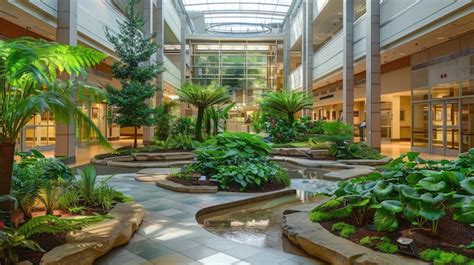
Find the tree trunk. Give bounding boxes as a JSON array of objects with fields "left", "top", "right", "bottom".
[
  {"left": 288, "top": 113, "right": 295, "bottom": 126},
  {"left": 133, "top": 126, "right": 138, "bottom": 148},
  {"left": 213, "top": 119, "right": 219, "bottom": 136},
  {"left": 195, "top": 107, "right": 204, "bottom": 142},
  {"left": 0, "top": 142, "right": 15, "bottom": 210}
]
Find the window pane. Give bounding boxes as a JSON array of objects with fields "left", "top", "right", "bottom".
[
  {"left": 412, "top": 103, "right": 429, "bottom": 147},
  {"left": 412, "top": 68, "right": 428, "bottom": 101},
  {"left": 461, "top": 98, "right": 474, "bottom": 152}
]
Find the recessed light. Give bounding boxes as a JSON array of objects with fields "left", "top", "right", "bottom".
[
  {"left": 400, "top": 53, "right": 405, "bottom": 56},
  {"left": 437, "top": 37, "right": 445, "bottom": 40}
]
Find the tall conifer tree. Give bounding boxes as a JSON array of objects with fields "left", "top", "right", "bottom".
[{"left": 105, "top": 0, "right": 163, "bottom": 148}]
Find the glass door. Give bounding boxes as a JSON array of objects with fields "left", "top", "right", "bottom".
[{"left": 430, "top": 100, "right": 460, "bottom": 156}]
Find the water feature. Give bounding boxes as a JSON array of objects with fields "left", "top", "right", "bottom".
[{"left": 201, "top": 163, "right": 341, "bottom": 261}]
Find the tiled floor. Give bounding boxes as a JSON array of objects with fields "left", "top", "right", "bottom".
[{"left": 96, "top": 173, "right": 325, "bottom": 265}]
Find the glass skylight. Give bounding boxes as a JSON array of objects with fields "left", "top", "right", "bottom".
[{"left": 182, "top": 0, "right": 293, "bottom": 35}]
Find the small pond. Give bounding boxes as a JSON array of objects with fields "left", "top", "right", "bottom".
[{"left": 201, "top": 164, "right": 342, "bottom": 261}]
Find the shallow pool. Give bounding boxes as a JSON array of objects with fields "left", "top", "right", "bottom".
[{"left": 201, "top": 194, "right": 325, "bottom": 259}]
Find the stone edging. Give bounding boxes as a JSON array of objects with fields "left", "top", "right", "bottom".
[
  {"left": 91, "top": 157, "right": 193, "bottom": 168},
  {"left": 156, "top": 178, "right": 218, "bottom": 193},
  {"left": 40, "top": 202, "right": 145, "bottom": 265},
  {"left": 281, "top": 201, "right": 427, "bottom": 265},
  {"left": 195, "top": 189, "right": 296, "bottom": 224}
]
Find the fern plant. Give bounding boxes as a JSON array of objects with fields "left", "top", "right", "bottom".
[{"left": 17, "top": 215, "right": 105, "bottom": 238}]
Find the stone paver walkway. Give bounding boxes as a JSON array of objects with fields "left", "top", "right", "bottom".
[{"left": 96, "top": 173, "right": 323, "bottom": 265}]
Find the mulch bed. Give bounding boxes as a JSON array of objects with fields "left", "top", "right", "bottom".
[
  {"left": 18, "top": 233, "right": 66, "bottom": 265},
  {"left": 166, "top": 176, "right": 287, "bottom": 193},
  {"left": 319, "top": 210, "right": 474, "bottom": 260}
]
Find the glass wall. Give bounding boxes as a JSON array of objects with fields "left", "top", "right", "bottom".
[
  {"left": 191, "top": 41, "right": 280, "bottom": 107},
  {"left": 22, "top": 112, "right": 56, "bottom": 150},
  {"left": 412, "top": 52, "right": 474, "bottom": 155}
]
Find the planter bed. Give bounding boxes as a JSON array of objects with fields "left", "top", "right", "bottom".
[
  {"left": 37, "top": 202, "right": 145, "bottom": 265},
  {"left": 281, "top": 201, "right": 427, "bottom": 265}
]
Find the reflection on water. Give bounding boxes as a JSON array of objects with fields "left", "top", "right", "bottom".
[
  {"left": 202, "top": 163, "right": 340, "bottom": 261},
  {"left": 203, "top": 195, "right": 321, "bottom": 257}
]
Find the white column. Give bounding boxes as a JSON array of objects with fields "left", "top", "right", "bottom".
[
  {"left": 343, "top": 0, "right": 354, "bottom": 126},
  {"left": 365, "top": 0, "right": 381, "bottom": 150},
  {"left": 142, "top": 0, "right": 155, "bottom": 145},
  {"left": 55, "top": 0, "right": 77, "bottom": 163},
  {"left": 302, "top": 0, "right": 313, "bottom": 116}
]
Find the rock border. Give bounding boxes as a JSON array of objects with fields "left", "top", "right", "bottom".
[
  {"left": 91, "top": 152, "right": 194, "bottom": 168},
  {"left": 195, "top": 188, "right": 296, "bottom": 224},
  {"left": 40, "top": 202, "right": 145, "bottom": 265},
  {"left": 281, "top": 201, "right": 427, "bottom": 265},
  {"left": 156, "top": 178, "right": 218, "bottom": 193}
]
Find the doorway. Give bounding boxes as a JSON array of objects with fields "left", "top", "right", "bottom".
[{"left": 430, "top": 100, "right": 460, "bottom": 156}]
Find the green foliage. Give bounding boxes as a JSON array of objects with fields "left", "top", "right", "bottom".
[
  {"left": 420, "top": 248, "right": 470, "bottom": 265},
  {"left": 330, "top": 222, "right": 357, "bottom": 238},
  {"left": 104, "top": 0, "right": 163, "bottom": 148},
  {"left": 155, "top": 134, "right": 196, "bottom": 151},
  {"left": 0, "top": 37, "right": 108, "bottom": 146},
  {"left": 12, "top": 151, "right": 74, "bottom": 218},
  {"left": 260, "top": 91, "right": 312, "bottom": 125},
  {"left": 359, "top": 236, "right": 398, "bottom": 254},
  {"left": 189, "top": 132, "right": 289, "bottom": 190},
  {"left": 171, "top": 117, "right": 195, "bottom": 136},
  {"left": 154, "top": 101, "right": 178, "bottom": 141},
  {"left": 329, "top": 142, "right": 383, "bottom": 160},
  {"left": 177, "top": 83, "right": 232, "bottom": 141},
  {"left": 69, "top": 166, "right": 131, "bottom": 211},
  {"left": 0, "top": 227, "right": 43, "bottom": 264},
  {"left": 17, "top": 215, "right": 105, "bottom": 238},
  {"left": 204, "top": 102, "right": 235, "bottom": 136},
  {"left": 309, "top": 149, "right": 474, "bottom": 236}
]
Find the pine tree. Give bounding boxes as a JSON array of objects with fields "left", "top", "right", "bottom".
[{"left": 105, "top": 0, "right": 163, "bottom": 148}]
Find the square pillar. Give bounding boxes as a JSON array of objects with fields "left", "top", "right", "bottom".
[
  {"left": 302, "top": 0, "right": 314, "bottom": 117},
  {"left": 365, "top": 0, "right": 381, "bottom": 150},
  {"left": 142, "top": 0, "right": 155, "bottom": 144},
  {"left": 343, "top": 0, "right": 354, "bottom": 126},
  {"left": 55, "top": 0, "right": 77, "bottom": 164}
]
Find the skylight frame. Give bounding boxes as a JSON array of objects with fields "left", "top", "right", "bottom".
[{"left": 182, "top": 0, "right": 293, "bottom": 35}]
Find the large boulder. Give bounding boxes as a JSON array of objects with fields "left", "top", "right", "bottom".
[{"left": 40, "top": 203, "right": 145, "bottom": 265}]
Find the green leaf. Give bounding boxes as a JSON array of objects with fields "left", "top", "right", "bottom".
[
  {"left": 381, "top": 200, "right": 403, "bottom": 213},
  {"left": 417, "top": 177, "right": 446, "bottom": 192},
  {"left": 460, "top": 178, "right": 474, "bottom": 195},
  {"left": 419, "top": 193, "right": 444, "bottom": 205},
  {"left": 373, "top": 181, "right": 394, "bottom": 198},
  {"left": 419, "top": 207, "right": 445, "bottom": 221},
  {"left": 374, "top": 208, "right": 398, "bottom": 232}
]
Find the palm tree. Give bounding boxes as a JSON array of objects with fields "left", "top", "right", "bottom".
[
  {"left": 177, "top": 83, "right": 231, "bottom": 141},
  {"left": 0, "top": 37, "right": 109, "bottom": 200},
  {"left": 260, "top": 91, "right": 313, "bottom": 125},
  {"left": 205, "top": 102, "right": 235, "bottom": 136}
]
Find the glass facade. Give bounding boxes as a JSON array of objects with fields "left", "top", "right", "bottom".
[
  {"left": 191, "top": 41, "right": 280, "bottom": 106},
  {"left": 412, "top": 53, "right": 474, "bottom": 155}
]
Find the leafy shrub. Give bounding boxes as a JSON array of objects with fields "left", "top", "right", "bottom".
[
  {"left": 172, "top": 116, "right": 195, "bottom": 136},
  {"left": 420, "top": 248, "right": 470, "bottom": 265},
  {"left": 155, "top": 134, "right": 195, "bottom": 150},
  {"left": 330, "top": 222, "right": 357, "bottom": 238},
  {"left": 329, "top": 142, "right": 383, "bottom": 160},
  {"left": 12, "top": 150, "right": 74, "bottom": 218},
  {"left": 0, "top": 227, "right": 43, "bottom": 264},
  {"left": 310, "top": 149, "right": 474, "bottom": 236},
  {"left": 154, "top": 101, "right": 178, "bottom": 141},
  {"left": 188, "top": 132, "right": 289, "bottom": 190}
]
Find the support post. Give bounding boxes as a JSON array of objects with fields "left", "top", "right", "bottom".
[
  {"left": 343, "top": 0, "right": 354, "bottom": 126},
  {"left": 365, "top": 0, "right": 381, "bottom": 150},
  {"left": 55, "top": 0, "right": 77, "bottom": 164},
  {"left": 302, "top": 0, "right": 313, "bottom": 117},
  {"left": 142, "top": 0, "right": 154, "bottom": 145},
  {"left": 155, "top": 0, "right": 164, "bottom": 106}
]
